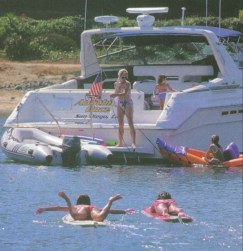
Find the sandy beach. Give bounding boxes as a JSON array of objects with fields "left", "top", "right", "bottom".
[{"left": 0, "top": 60, "right": 80, "bottom": 115}]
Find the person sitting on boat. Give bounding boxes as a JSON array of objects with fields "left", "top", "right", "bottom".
[
  {"left": 110, "top": 69, "right": 136, "bottom": 148},
  {"left": 36, "top": 191, "right": 135, "bottom": 222},
  {"left": 204, "top": 134, "right": 224, "bottom": 165},
  {"left": 153, "top": 75, "right": 176, "bottom": 109},
  {"left": 150, "top": 191, "right": 187, "bottom": 217}
]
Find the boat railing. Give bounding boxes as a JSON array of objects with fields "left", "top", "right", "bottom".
[{"left": 43, "top": 79, "right": 78, "bottom": 90}]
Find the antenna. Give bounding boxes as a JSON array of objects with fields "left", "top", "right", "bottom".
[
  {"left": 94, "top": 16, "right": 119, "bottom": 28},
  {"left": 181, "top": 7, "right": 186, "bottom": 26},
  {"left": 126, "top": 7, "right": 168, "bottom": 15},
  {"left": 126, "top": 7, "right": 168, "bottom": 28},
  {"left": 84, "top": 0, "right": 88, "bottom": 30},
  {"left": 205, "top": 0, "right": 208, "bottom": 26},
  {"left": 219, "top": 0, "right": 222, "bottom": 30}
]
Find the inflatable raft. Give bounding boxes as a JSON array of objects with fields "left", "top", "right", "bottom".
[
  {"left": 142, "top": 207, "right": 193, "bottom": 223},
  {"left": 156, "top": 138, "right": 243, "bottom": 168},
  {"left": 1, "top": 128, "right": 112, "bottom": 166}
]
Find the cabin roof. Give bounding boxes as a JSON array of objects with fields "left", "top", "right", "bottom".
[
  {"left": 181, "top": 26, "right": 242, "bottom": 38},
  {"left": 101, "top": 26, "right": 242, "bottom": 39}
]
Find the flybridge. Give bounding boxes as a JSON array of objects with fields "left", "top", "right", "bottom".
[{"left": 94, "top": 7, "right": 169, "bottom": 28}]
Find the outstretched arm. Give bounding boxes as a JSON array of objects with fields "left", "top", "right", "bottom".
[
  {"left": 91, "top": 194, "right": 123, "bottom": 222},
  {"left": 58, "top": 191, "right": 77, "bottom": 219},
  {"left": 36, "top": 206, "right": 68, "bottom": 214}
]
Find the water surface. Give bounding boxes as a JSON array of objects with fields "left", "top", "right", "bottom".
[{"left": 0, "top": 116, "right": 242, "bottom": 251}]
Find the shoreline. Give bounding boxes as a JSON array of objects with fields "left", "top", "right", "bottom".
[
  {"left": 0, "top": 60, "right": 81, "bottom": 116},
  {"left": 0, "top": 90, "right": 24, "bottom": 116}
]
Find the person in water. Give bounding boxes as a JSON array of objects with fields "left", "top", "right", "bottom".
[
  {"left": 110, "top": 69, "right": 136, "bottom": 148},
  {"left": 204, "top": 134, "right": 224, "bottom": 165},
  {"left": 153, "top": 75, "right": 176, "bottom": 109},
  {"left": 36, "top": 191, "right": 135, "bottom": 222},
  {"left": 150, "top": 191, "right": 187, "bottom": 217}
]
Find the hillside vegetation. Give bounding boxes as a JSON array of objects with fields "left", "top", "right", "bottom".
[
  {"left": 0, "top": 14, "right": 242, "bottom": 61},
  {"left": 0, "top": 0, "right": 241, "bottom": 19}
]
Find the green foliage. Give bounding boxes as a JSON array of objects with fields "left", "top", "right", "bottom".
[
  {"left": 117, "top": 17, "right": 136, "bottom": 27},
  {"left": 0, "top": 0, "right": 241, "bottom": 19},
  {"left": 155, "top": 19, "right": 181, "bottom": 27},
  {"left": 32, "top": 34, "right": 76, "bottom": 52},
  {"left": 46, "top": 50, "right": 79, "bottom": 61},
  {"left": 0, "top": 14, "right": 83, "bottom": 60},
  {"left": 30, "top": 33, "right": 78, "bottom": 60},
  {"left": 1, "top": 14, "right": 40, "bottom": 59},
  {"left": 155, "top": 16, "right": 243, "bottom": 32},
  {"left": 221, "top": 18, "right": 242, "bottom": 32},
  {"left": 4, "top": 33, "right": 32, "bottom": 60},
  {"left": 0, "top": 13, "right": 242, "bottom": 61},
  {"left": 35, "top": 16, "right": 84, "bottom": 45},
  {"left": 240, "top": 10, "right": 243, "bottom": 21}
]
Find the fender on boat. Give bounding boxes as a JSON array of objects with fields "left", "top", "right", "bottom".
[{"left": 82, "top": 144, "right": 113, "bottom": 162}]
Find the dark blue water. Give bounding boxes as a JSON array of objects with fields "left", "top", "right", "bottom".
[{"left": 0, "top": 116, "right": 242, "bottom": 251}]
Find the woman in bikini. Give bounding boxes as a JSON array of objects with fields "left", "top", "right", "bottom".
[
  {"left": 110, "top": 69, "right": 136, "bottom": 148},
  {"left": 153, "top": 75, "right": 176, "bottom": 109},
  {"left": 36, "top": 191, "right": 134, "bottom": 222},
  {"left": 150, "top": 191, "right": 187, "bottom": 217}
]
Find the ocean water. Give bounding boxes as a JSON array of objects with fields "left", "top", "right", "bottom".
[{"left": 0, "top": 116, "right": 242, "bottom": 251}]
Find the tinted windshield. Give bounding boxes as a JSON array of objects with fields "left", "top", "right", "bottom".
[
  {"left": 221, "top": 37, "right": 243, "bottom": 69},
  {"left": 92, "top": 33, "right": 213, "bottom": 66}
]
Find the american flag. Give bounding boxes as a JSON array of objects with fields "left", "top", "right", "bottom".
[{"left": 88, "top": 73, "right": 103, "bottom": 97}]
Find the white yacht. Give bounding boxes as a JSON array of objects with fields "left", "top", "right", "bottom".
[{"left": 1, "top": 7, "right": 242, "bottom": 164}]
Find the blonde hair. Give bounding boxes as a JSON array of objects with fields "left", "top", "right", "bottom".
[{"left": 118, "top": 69, "right": 128, "bottom": 77}]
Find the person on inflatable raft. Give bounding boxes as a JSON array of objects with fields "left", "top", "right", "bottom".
[
  {"left": 150, "top": 191, "right": 188, "bottom": 217},
  {"left": 204, "top": 134, "right": 224, "bottom": 165},
  {"left": 36, "top": 191, "right": 135, "bottom": 222}
]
